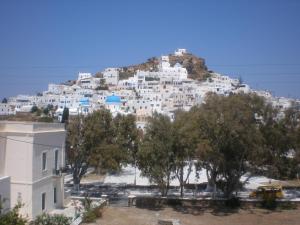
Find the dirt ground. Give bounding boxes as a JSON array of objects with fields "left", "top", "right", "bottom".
[
  {"left": 84, "top": 206, "right": 300, "bottom": 225},
  {"left": 81, "top": 173, "right": 105, "bottom": 183}
]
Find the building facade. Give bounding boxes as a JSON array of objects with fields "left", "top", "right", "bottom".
[{"left": 0, "top": 121, "right": 66, "bottom": 219}]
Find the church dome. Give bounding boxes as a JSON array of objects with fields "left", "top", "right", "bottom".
[
  {"left": 79, "top": 98, "right": 90, "bottom": 106},
  {"left": 105, "top": 95, "right": 121, "bottom": 104}
]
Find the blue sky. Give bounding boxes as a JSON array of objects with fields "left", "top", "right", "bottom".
[{"left": 0, "top": 0, "right": 300, "bottom": 98}]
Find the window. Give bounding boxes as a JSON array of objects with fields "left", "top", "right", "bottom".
[
  {"left": 17, "top": 192, "right": 22, "bottom": 203},
  {"left": 42, "top": 152, "right": 47, "bottom": 171},
  {"left": 53, "top": 187, "right": 57, "bottom": 204},
  {"left": 42, "top": 193, "right": 46, "bottom": 211},
  {"left": 54, "top": 150, "right": 59, "bottom": 170}
]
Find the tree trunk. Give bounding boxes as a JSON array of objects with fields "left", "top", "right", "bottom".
[
  {"left": 206, "top": 169, "right": 217, "bottom": 199},
  {"left": 73, "top": 173, "right": 81, "bottom": 192},
  {"left": 180, "top": 165, "right": 184, "bottom": 197}
]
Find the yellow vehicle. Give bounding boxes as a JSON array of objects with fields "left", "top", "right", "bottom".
[{"left": 249, "top": 185, "right": 284, "bottom": 199}]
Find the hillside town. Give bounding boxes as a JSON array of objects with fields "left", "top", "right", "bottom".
[
  {"left": 0, "top": 49, "right": 297, "bottom": 129},
  {"left": 1, "top": 0, "right": 300, "bottom": 224},
  {"left": 1, "top": 49, "right": 300, "bottom": 225}
]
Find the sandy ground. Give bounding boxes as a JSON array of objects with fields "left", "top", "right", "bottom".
[
  {"left": 81, "top": 173, "right": 105, "bottom": 184},
  {"left": 83, "top": 206, "right": 300, "bottom": 225}
]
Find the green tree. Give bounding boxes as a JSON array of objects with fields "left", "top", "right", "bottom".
[
  {"left": 85, "top": 110, "right": 124, "bottom": 174},
  {"left": 282, "top": 102, "right": 300, "bottom": 176},
  {"left": 1, "top": 98, "right": 7, "bottom": 103},
  {"left": 260, "top": 116, "right": 294, "bottom": 179},
  {"left": 66, "top": 109, "right": 129, "bottom": 190},
  {"left": 113, "top": 114, "right": 140, "bottom": 183},
  {"left": 61, "top": 107, "right": 69, "bottom": 123},
  {"left": 66, "top": 115, "right": 89, "bottom": 190},
  {"left": 137, "top": 113, "right": 175, "bottom": 196},
  {"left": 43, "top": 107, "right": 49, "bottom": 115},
  {"left": 31, "top": 106, "right": 39, "bottom": 113},
  {"left": 193, "top": 93, "right": 265, "bottom": 198},
  {"left": 173, "top": 110, "right": 197, "bottom": 197}
]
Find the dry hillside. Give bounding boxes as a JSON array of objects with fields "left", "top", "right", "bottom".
[{"left": 118, "top": 52, "right": 211, "bottom": 80}]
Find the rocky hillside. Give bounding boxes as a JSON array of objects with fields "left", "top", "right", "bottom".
[{"left": 118, "top": 52, "right": 211, "bottom": 80}]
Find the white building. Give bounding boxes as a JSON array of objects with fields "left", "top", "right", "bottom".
[
  {"left": 76, "top": 72, "right": 100, "bottom": 89},
  {"left": 0, "top": 176, "right": 10, "bottom": 215},
  {"left": 103, "top": 68, "right": 119, "bottom": 86},
  {"left": 174, "top": 48, "right": 187, "bottom": 56},
  {"left": 0, "top": 103, "right": 14, "bottom": 116},
  {"left": 158, "top": 56, "right": 188, "bottom": 80},
  {"left": 0, "top": 121, "right": 66, "bottom": 219}
]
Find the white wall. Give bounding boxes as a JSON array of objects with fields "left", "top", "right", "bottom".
[
  {"left": 0, "top": 104, "right": 13, "bottom": 116},
  {"left": 0, "top": 176, "right": 10, "bottom": 214},
  {"left": 0, "top": 121, "right": 66, "bottom": 220}
]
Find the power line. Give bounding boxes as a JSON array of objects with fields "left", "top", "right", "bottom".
[{"left": 0, "top": 135, "right": 63, "bottom": 148}]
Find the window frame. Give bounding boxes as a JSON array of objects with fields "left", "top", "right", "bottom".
[
  {"left": 42, "top": 192, "right": 46, "bottom": 211},
  {"left": 53, "top": 187, "right": 57, "bottom": 204},
  {"left": 42, "top": 151, "right": 47, "bottom": 171}
]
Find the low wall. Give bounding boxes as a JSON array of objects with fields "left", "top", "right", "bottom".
[{"left": 135, "top": 196, "right": 300, "bottom": 209}]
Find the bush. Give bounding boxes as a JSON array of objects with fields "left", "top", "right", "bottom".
[
  {"left": 30, "top": 213, "right": 71, "bottom": 225},
  {"left": 31, "top": 106, "right": 39, "bottom": 113},
  {"left": 93, "top": 206, "right": 103, "bottom": 218},
  {"left": 136, "top": 197, "right": 163, "bottom": 209},
  {"left": 81, "top": 197, "right": 103, "bottom": 223},
  {"left": 0, "top": 203, "right": 27, "bottom": 225},
  {"left": 43, "top": 108, "right": 49, "bottom": 115},
  {"left": 261, "top": 194, "right": 277, "bottom": 210},
  {"left": 279, "top": 202, "right": 297, "bottom": 210},
  {"left": 38, "top": 117, "right": 53, "bottom": 123},
  {"left": 166, "top": 198, "right": 182, "bottom": 207},
  {"left": 225, "top": 197, "right": 241, "bottom": 209},
  {"left": 82, "top": 209, "right": 97, "bottom": 223}
]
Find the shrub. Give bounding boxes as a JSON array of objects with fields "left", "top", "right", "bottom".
[
  {"left": 136, "top": 197, "right": 163, "bottom": 209},
  {"left": 225, "top": 197, "right": 241, "bottom": 209},
  {"left": 31, "top": 106, "right": 39, "bottom": 113},
  {"left": 38, "top": 117, "right": 53, "bottom": 123},
  {"left": 166, "top": 198, "right": 182, "bottom": 207},
  {"left": 30, "top": 213, "right": 71, "bottom": 225},
  {"left": 93, "top": 206, "right": 103, "bottom": 218},
  {"left": 279, "top": 202, "right": 297, "bottom": 210},
  {"left": 43, "top": 108, "right": 49, "bottom": 115},
  {"left": 82, "top": 209, "right": 97, "bottom": 223},
  {"left": 81, "top": 197, "right": 103, "bottom": 223},
  {"left": 0, "top": 203, "right": 27, "bottom": 225},
  {"left": 261, "top": 194, "right": 277, "bottom": 210}
]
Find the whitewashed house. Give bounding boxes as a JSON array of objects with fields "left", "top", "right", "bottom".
[
  {"left": 76, "top": 72, "right": 100, "bottom": 89},
  {"left": 0, "top": 176, "right": 10, "bottom": 214},
  {"left": 0, "top": 103, "right": 14, "bottom": 116},
  {"left": 174, "top": 48, "right": 187, "bottom": 56},
  {"left": 103, "top": 68, "right": 119, "bottom": 86},
  {"left": 0, "top": 121, "right": 66, "bottom": 219}
]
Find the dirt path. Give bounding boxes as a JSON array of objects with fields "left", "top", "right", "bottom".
[{"left": 83, "top": 206, "right": 300, "bottom": 225}]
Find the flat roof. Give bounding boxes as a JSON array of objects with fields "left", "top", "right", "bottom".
[{"left": 0, "top": 120, "right": 65, "bottom": 133}]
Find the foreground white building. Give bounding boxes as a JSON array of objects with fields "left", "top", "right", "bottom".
[
  {"left": 0, "top": 121, "right": 66, "bottom": 219},
  {"left": 0, "top": 176, "right": 10, "bottom": 214}
]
